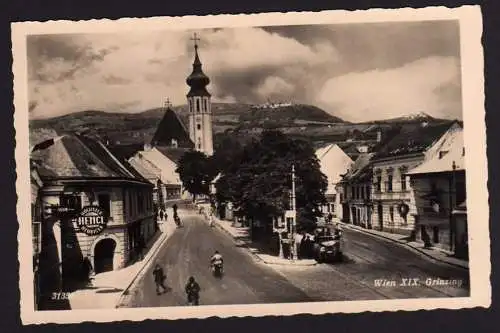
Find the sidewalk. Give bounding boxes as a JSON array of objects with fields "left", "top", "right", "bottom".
[
  {"left": 337, "top": 221, "right": 469, "bottom": 270},
  {"left": 211, "top": 216, "right": 316, "bottom": 266},
  {"left": 68, "top": 213, "right": 188, "bottom": 309}
]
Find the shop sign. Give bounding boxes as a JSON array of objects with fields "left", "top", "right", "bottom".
[{"left": 74, "top": 206, "right": 108, "bottom": 236}]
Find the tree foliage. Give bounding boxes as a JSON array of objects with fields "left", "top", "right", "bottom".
[
  {"left": 176, "top": 151, "right": 217, "bottom": 201},
  {"left": 215, "top": 130, "right": 327, "bottom": 232}
]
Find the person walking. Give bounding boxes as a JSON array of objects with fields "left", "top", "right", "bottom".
[
  {"left": 185, "top": 276, "right": 201, "bottom": 305},
  {"left": 153, "top": 264, "right": 167, "bottom": 295}
]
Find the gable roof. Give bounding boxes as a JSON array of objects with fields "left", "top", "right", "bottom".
[
  {"left": 373, "top": 121, "right": 457, "bottom": 160},
  {"left": 31, "top": 134, "right": 149, "bottom": 183},
  {"left": 151, "top": 107, "right": 194, "bottom": 148},
  {"left": 155, "top": 146, "right": 191, "bottom": 164},
  {"left": 342, "top": 153, "right": 375, "bottom": 183},
  {"left": 315, "top": 144, "right": 353, "bottom": 190},
  {"left": 129, "top": 148, "right": 182, "bottom": 185},
  {"left": 407, "top": 129, "right": 465, "bottom": 175}
]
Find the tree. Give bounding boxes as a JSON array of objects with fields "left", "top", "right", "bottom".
[
  {"left": 176, "top": 151, "right": 217, "bottom": 202},
  {"left": 215, "top": 130, "right": 327, "bottom": 234}
]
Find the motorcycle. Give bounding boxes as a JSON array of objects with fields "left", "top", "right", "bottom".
[{"left": 211, "top": 262, "right": 224, "bottom": 278}]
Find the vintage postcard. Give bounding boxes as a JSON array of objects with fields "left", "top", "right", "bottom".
[{"left": 13, "top": 5, "right": 490, "bottom": 325}]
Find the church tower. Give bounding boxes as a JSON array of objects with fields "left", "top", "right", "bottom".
[{"left": 186, "top": 33, "right": 213, "bottom": 156}]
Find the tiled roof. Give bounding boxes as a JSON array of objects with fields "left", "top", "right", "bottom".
[
  {"left": 343, "top": 153, "right": 375, "bottom": 183},
  {"left": 107, "top": 143, "right": 145, "bottom": 161},
  {"left": 373, "top": 121, "right": 457, "bottom": 159},
  {"left": 31, "top": 134, "right": 149, "bottom": 183},
  {"left": 155, "top": 146, "right": 191, "bottom": 164},
  {"left": 407, "top": 129, "right": 464, "bottom": 175},
  {"left": 151, "top": 107, "right": 194, "bottom": 148}
]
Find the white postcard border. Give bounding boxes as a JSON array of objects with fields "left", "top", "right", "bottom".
[{"left": 12, "top": 5, "right": 490, "bottom": 325}]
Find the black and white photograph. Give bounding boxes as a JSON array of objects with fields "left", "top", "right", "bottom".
[{"left": 12, "top": 5, "right": 489, "bottom": 325}]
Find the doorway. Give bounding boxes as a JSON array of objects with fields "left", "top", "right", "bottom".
[
  {"left": 94, "top": 238, "right": 116, "bottom": 273},
  {"left": 377, "top": 203, "right": 383, "bottom": 230}
]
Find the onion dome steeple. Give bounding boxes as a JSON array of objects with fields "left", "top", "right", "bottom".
[{"left": 186, "top": 33, "right": 211, "bottom": 97}]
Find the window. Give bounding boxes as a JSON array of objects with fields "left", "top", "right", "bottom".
[
  {"left": 197, "top": 124, "right": 201, "bottom": 130},
  {"left": 204, "top": 99, "right": 208, "bottom": 111},
  {"left": 389, "top": 206, "right": 394, "bottom": 222},
  {"left": 60, "top": 195, "right": 82, "bottom": 211},
  {"left": 98, "top": 193, "right": 111, "bottom": 217},
  {"left": 189, "top": 99, "right": 193, "bottom": 113},
  {"left": 196, "top": 99, "right": 200, "bottom": 113},
  {"left": 376, "top": 176, "right": 382, "bottom": 192},
  {"left": 387, "top": 174, "right": 393, "bottom": 192},
  {"left": 401, "top": 175, "right": 407, "bottom": 191},
  {"left": 366, "top": 185, "right": 371, "bottom": 200}
]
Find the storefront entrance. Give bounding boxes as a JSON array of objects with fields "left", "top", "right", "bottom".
[{"left": 94, "top": 238, "right": 116, "bottom": 273}]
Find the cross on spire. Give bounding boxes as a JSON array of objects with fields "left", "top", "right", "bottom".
[{"left": 191, "top": 32, "right": 200, "bottom": 49}]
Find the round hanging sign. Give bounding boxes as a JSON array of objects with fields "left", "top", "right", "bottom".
[
  {"left": 75, "top": 206, "right": 108, "bottom": 236},
  {"left": 398, "top": 203, "right": 409, "bottom": 217}
]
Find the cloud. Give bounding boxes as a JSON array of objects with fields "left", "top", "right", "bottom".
[
  {"left": 27, "top": 22, "right": 460, "bottom": 122},
  {"left": 316, "top": 56, "right": 462, "bottom": 122},
  {"left": 256, "top": 76, "right": 295, "bottom": 101}
]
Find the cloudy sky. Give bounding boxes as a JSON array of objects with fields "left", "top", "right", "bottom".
[{"left": 27, "top": 20, "right": 462, "bottom": 122}]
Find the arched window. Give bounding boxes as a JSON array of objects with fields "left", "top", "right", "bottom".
[
  {"left": 196, "top": 99, "right": 200, "bottom": 113},
  {"left": 204, "top": 99, "right": 208, "bottom": 112},
  {"left": 189, "top": 99, "right": 193, "bottom": 113}
]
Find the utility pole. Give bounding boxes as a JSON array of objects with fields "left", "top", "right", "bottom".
[{"left": 291, "top": 164, "right": 298, "bottom": 260}]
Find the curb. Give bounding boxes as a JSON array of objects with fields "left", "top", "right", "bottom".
[
  {"left": 339, "top": 223, "right": 468, "bottom": 270},
  {"left": 115, "top": 227, "right": 172, "bottom": 308},
  {"left": 213, "top": 219, "right": 317, "bottom": 267}
]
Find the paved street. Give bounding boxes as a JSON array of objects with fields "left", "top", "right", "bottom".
[
  {"left": 126, "top": 215, "right": 313, "bottom": 307},
  {"left": 272, "top": 228, "right": 470, "bottom": 301},
  {"left": 125, "top": 215, "right": 469, "bottom": 307}
]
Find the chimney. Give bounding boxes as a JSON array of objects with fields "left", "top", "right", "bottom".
[
  {"left": 144, "top": 143, "right": 152, "bottom": 151},
  {"left": 376, "top": 130, "right": 382, "bottom": 143}
]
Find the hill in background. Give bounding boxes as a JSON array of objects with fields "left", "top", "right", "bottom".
[
  {"left": 30, "top": 103, "right": 345, "bottom": 145},
  {"left": 29, "top": 103, "right": 455, "bottom": 157}
]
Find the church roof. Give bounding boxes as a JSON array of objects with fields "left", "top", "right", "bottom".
[
  {"left": 186, "top": 42, "right": 211, "bottom": 97},
  {"left": 151, "top": 107, "right": 194, "bottom": 148}
]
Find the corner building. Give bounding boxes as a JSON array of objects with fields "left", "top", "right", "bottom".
[{"left": 31, "top": 134, "right": 156, "bottom": 299}]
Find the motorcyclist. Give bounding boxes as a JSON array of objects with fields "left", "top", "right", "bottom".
[
  {"left": 210, "top": 250, "right": 223, "bottom": 272},
  {"left": 185, "top": 276, "right": 200, "bottom": 306}
]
